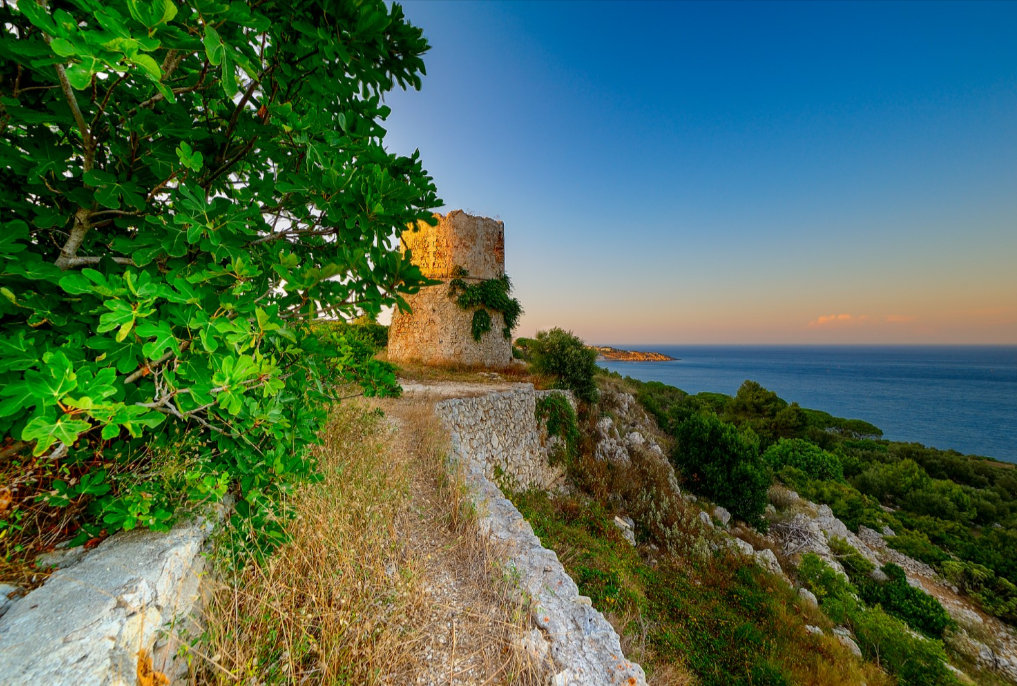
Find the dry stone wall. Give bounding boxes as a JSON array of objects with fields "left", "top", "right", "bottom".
[
  {"left": 389, "top": 210, "right": 513, "bottom": 368},
  {"left": 435, "top": 386, "right": 647, "bottom": 686},
  {"left": 435, "top": 387, "right": 567, "bottom": 491}
]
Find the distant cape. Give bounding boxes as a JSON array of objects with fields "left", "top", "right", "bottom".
[{"left": 591, "top": 346, "right": 677, "bottom": 362}]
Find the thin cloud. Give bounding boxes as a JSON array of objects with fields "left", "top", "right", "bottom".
[{"left": 807, "top": 314, "right": 869, "bottom": 328}]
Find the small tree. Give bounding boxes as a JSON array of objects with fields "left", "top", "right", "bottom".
[
  {"left": 0, "top": 0, "right": 438, "bottom": 547},
  {"left": 529, "top": 328, "right": 599, "bottom": 403},
  {"left": 672, "top": 413, "right": 770, "bottom": 527},
  {"left": 763, "top": 438, "right": 844, "bottom": 481}
]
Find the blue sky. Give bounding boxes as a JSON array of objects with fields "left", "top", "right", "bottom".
[{"left": 382, "top": 1, "right": 1017, "bottom": 344}]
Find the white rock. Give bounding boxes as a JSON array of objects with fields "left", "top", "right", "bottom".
[
  {"left": 798, "top": 587, "right": 819, "bottom": 607},
  {"left": 835, "top": 633, "right": 862, "bottom": 658},
  {"left": 753, "top": 548, "right": 784, "bottom": 577},
  {"left": 731, "top": 538, "right": 754, "bottom": 556},
  {"left": 805, "top": 624, "right": 823, "bottom": 635},
  {"left": 699, "top": 511, "right": 713, "bottom": 528},
  {"left": 0, "top": 518, "right": 213, "bottom": 685},
  {"left": 712, "top": 506, "right": 731, "bottom": 527}
]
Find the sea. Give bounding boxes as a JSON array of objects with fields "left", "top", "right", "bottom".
[{"left": 597, "top": 345, "right": 1017, "bottom": 464}]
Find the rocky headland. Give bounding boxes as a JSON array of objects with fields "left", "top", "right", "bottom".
[{"left": 590, "top": 345, "right": 676, "bottom": 362}]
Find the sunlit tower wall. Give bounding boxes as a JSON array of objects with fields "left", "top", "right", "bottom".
[{"left": 388, "top": 210, "right": 513, "bottom": 368}]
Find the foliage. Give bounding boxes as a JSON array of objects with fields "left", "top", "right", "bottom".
[
  {"left": 446, "top": 266, "right": 521, "bottom": 341},
  {"left": 0, "top": 0, "right": 437, "bottom": 558},
  {"left": 828, "top": 536, "right": 876, "bottom": 580},
  {"left": 509, "top": 490, "right": 879, "bottom": 686},
  {"left": 798, "top": 554, "right": 957, "bottom": 686},
  {"left": 884, "top": 530, "right": 951, "bottom": 567},
  {"left": 763, "top": 438, "right": 844, "bottom": 481},
  {"left": 724, "top": 381, "right": 807, "bottom": 450},
  {"left": 858, "top": 563, "right": 954, "bottom": 638},
  {"left": 672, "top": 413, "right": 770, "bottom": 528},
  {"left": 528, "top": 328, "right": 599, "bottom": 403},
  {"left": 535, "top": 392, "right": 579, "bottom": 468},
  {"left": 850, "top": 605, "right": 958, "bottom": 686}
]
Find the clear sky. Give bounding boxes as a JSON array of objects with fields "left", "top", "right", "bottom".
[{"left": 382, "top": 1, "right": 1017, "bottom": 345}]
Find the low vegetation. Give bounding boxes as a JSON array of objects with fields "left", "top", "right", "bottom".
[{"left": 630, "top": 374, "right": 1017, "bottom": 627}]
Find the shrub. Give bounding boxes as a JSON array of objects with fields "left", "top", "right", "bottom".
[
  {"left": 828, "top": 536, "right": 876, "bottom": 581},
  {"left": 859, "top": 564, "right": 954, "bottom": 638},
  {"left": 850, "top": 605, "right": 956, "bottom": 686},
  {"left": 529, "top": 328, "right": 599, "bottom": 403},
  {"left": 535, "top": 393, "right": 580, "bottom": 468},
  {"left": 763, "top": 438, "right": 844, "bottom": 481},
  {"left": 884, "top": 530, "right": 951, "bottom": 567},
  {"left": 798, "top": 553, "right": 855, "bottom": 605},
  {"left": 671, "top": 413, "right": 770, "bottom": 527},
  {"left": 0, "top": 0, "right": 436, "bottom": 555}
]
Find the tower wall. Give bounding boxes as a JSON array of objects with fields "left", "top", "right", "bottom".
[{"left": 388, "top": 211, "right": 513, "bottom": 368}]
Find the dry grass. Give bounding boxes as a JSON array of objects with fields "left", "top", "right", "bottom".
[
  {"left": 390, "top": 356, "right": 543, "bottom": 387},
  {"left": 189, "top": 396, "right": 548, "bottom": 685}
]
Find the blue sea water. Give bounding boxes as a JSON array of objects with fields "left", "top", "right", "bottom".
[{"left": 597, "top": 346, "right": 1017, "bottom": 464}]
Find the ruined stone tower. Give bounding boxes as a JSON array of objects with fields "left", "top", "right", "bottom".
[{"left": 388, "top": 210, "right": 514, "bottom": 367}]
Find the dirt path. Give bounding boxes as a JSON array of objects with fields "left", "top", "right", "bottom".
[{"left": 379, "top": 397, "right": 547, "bottom": 686}]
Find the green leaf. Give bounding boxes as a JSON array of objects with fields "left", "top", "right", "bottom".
[
  {"left": 0, "top": 332, "right": 38, "bottom": 372},
  {"left": 0, "top": 221, "right": 30, "bottom": 256},
  {"left": 97, "top": 300, "right": 138, "bottom": 341},
  {"left": 176, "top": 142, "right": 205, "bottom": 172},
  {"left": 23, "top": 414, "right": 93, "bottom": 456},
  {"left": 204, "top": 25, "right": 225, "bottom": 66},
  {"left": 17, "top": 0, "right": 57, "bottom": 33},
  {"left": 23, "top": 352, "right": 78, "bottom": 407},
  {"left": 50, "top": 37, "right": 77, "bottom": 57},
  {"left": 136, "top": 320, "right": 180, "bottom": 359},
  {"left": 131, "top": 54, "right": 162, "bottom": 81}
]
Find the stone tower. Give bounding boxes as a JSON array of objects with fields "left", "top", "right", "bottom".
[{"left": 388, "top": 210, "right": 514, "bottom": 367}]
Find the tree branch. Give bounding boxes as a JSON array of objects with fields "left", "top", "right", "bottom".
[{"left": 54, "top": 208, "right": 92, "bottom": 270}]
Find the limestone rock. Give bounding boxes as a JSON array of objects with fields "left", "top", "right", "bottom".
[
  {"left": 754, "top": 548, "right": 785, "bottom": 578},
  {"left": 438, "top": 386, "right": 647, "bottom": 686},
  {"left": 0, "top": 518, "right": 212, "bottom": 685},
  {"left": 805, "top": 625, "right": 823, "bottom": 636},
  {"left": 712, "top": 506, "right": 731, "bottom": 527},
  {"left": 798, "top": 587, "right": 819, "bottom": 607},
  {"left": 699, "top": 511, "right": 713, "bottom": 528},
  {"left": 0, "top": 584, "right": 20, "bottom": 619},
  {"left": 832, "top": 627, "right": 863, "bottom": 658}
]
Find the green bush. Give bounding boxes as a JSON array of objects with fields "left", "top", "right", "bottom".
[
  {"left": 529, "top": 328, "right": 599, "bottom": 403},
  {"left": 672, "top": 413, "right": 770, "bottom": 527},
  {"left": 850, "top": 605, "right": 957, "bottom": 686},
  {"left": 763, "top": 438, "right": 844, "bottom": 481},
  {"left": 535, "top": 393, "right": 580, "bottom": 468},
  {"left": 884, "top": 530, "right": 951, "bottom": 567},
  {"left": 798, "top": 554, "right": 956, "bottom": 686},
  {"left": 827, "top": 537, "right": 876, "bottom": 581},
  {"left": 0, "top": 0, "right": 436, "bottom": 551},
  {"left": 859, "top": 564, "right": 954, "bottom": 638}
]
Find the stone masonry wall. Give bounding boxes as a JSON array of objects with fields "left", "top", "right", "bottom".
[
  {"left": 435, "top": 387, "right": 567, "bottom": 491},
  {"left": 388, "top": 210, "right": 513, "bottom": 368},
  {"left": 435, "top": 386, "right": 647, "bottom": 686}
]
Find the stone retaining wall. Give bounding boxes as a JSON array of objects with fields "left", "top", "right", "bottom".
[
  {"left": 436, "top": 386, "right": 647, "bottom": 686},
  {"left": 435, "top": 387, "right": 568, "bottom": 491}
]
